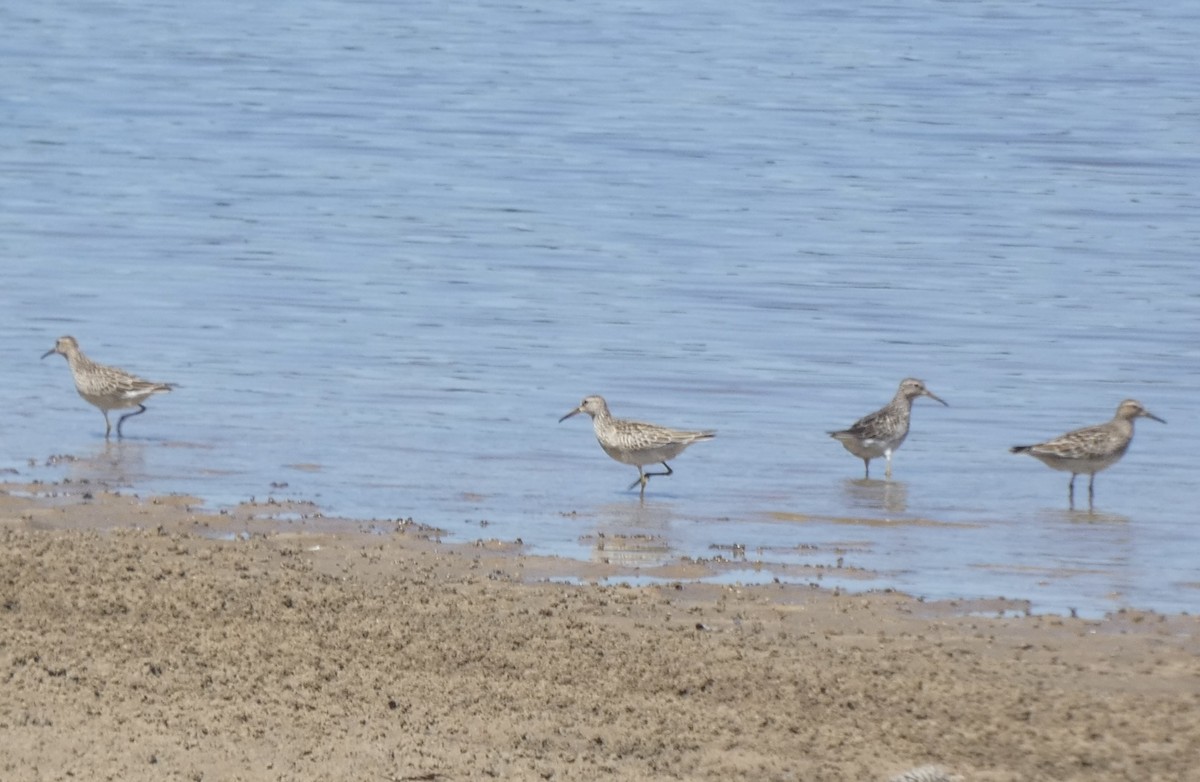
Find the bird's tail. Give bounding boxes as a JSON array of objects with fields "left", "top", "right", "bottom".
[{"left": 1009, "top": 445, "right": 1031, "bottom": 454}]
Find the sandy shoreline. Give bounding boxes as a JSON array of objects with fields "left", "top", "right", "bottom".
[{"left": 2, "top": 482, "right": 1198, "bottom": 781}]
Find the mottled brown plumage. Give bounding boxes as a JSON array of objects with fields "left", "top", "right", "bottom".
[
  {"left": 1011, "top": 399, "right": 1164, "bottom": 508},
  {"left": 559, "top": 395, "right": 715, "bottom": 497},
  {"left": 829, "top": 378, "right": 947, "bottom": 479},
  {"left": 42, "top": 335, "right": 175, "bottom": 438},
  {"left": 887, "top": 767, "right": 964, "bottom": 782}
]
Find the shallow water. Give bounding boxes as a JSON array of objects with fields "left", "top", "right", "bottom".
[{"left": 3, "top": 0, "right": 1199, "bottom": 616}]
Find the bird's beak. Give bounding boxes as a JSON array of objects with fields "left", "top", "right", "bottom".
[
  {"left": 1144, "top": 410, "right": 1166, "bottom": 424},
  {"left": 558, "top": 407, "right": 582, "bottom": 423},
  {"left": 925, "top": 389, "right": 948, "bottom": 406},
  {"left": 41, "top": 348, "right": 56, "bottom": 359}
]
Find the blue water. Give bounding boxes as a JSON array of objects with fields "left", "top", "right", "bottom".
[{"left": 3, "top": 0, "right": 1198, "bottom": 616}]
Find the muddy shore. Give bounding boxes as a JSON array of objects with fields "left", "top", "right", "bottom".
[{"left": 2, "top": 482, "right": 1197, "bottom": 781}]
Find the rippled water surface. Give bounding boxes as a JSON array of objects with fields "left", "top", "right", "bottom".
[{"left": 3, "top": 0, "right": 1199, "bottom": 616}]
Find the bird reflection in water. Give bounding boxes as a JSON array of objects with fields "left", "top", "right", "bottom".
[
  {"left": 588, "top": 501, "right": 677, "bottom": 569},
  {"left": 61, "top": 440, "right": 146, "bottom": 490},
  {"left": 842, "top": 477, "right": 908, "bottom": 516}
]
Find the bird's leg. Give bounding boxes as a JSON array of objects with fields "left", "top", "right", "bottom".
[
  {"left": 884, "top": 451, "right": 893, "bottom": 480},
  {"left": 116, "top": 404, "right": 147, "bottom": 438},
  {"left": 103, "top": 412, "right": 112, "bottom": 439},
  {"left": 1088, "top": 474, "right": 1095, "bottom": 509},
  {"left": 1068, "top": 474, "right": 1076, "bottom": 509},
  {"left": 644, "top": 462, "right": 674, "bottom": 480},
  {"left": 863, "top": 459, "right": 870, "bottom": 479},
  {"left": 628, "top": 463, "right": 673, "bottom": 494}
]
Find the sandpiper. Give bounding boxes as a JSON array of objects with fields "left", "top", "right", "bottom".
[
  {"left": 42, "top": 335, "right": 175, "bottom": 438},
  {"left": 1010, "top": 399, "right": 1164, "bottom": 509},
  {"left": 887, "top": 767, "right": 964, "bottom": 782},
  {"left": 559, "top": 395, "right": 715, "bottom": 498},
  {"left": 829, "top": 378, "right": 947, "bottom": 479}
]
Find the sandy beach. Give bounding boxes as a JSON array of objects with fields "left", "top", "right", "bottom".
[{"left": 2, "top": 481, "right": 1197, "bottom": 781}]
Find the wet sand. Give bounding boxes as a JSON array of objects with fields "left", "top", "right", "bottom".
[{"left": 2, "top": 481, "right": 1198, "bottom": 781}]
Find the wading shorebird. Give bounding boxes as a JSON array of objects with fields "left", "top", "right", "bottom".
[
  {"left": 42, "top": 335, "right": 175, "bottom": 438},
  {"left": 887, "top": 767, "right": 964, "bottom": 782},
  {"left": 559, "top": 395, "right": 715, "bottom": 498},
  {"left": 1010, "top": 398, "right": 1164, "bottom": 509},
  {"left": 829, "top": 377, "right": 947, "bottom": 479}
]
